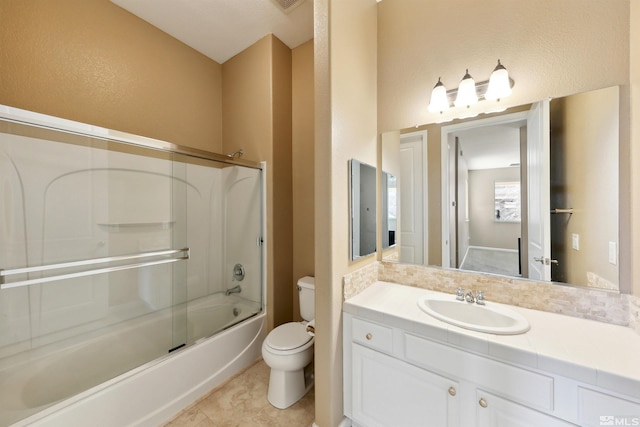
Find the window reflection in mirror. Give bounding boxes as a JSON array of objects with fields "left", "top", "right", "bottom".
[
  {"left": 494, "top": 180, "right": 521, "bottom": 222},
  {"left": 350, "top": 159, "right": 377, "bottom": 260},
  {"left": 381, "top": 86, "right": 620, "bottom": 291}
]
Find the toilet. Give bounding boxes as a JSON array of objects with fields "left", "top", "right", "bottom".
[{"left": 262, "top": 276, "right": 315, "bottom": 409}]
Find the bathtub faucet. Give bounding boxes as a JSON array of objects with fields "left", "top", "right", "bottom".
[{"left": 225, "top": 285, "right": 241, "bottom": 296}]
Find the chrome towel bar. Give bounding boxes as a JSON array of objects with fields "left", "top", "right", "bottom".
[
  {"left": 550, "top": 208, "right": 574, "bottom": 214},
  {"left": 0, "top": 248, "right": 189, "bottom": 290}
]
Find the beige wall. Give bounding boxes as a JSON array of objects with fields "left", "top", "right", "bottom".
[
  {"left": 469, "top": 167, "right": 522, "bottom": 250},
  {"left": 378, "top": 0, "right": 629, "bottom": 133},
  {"left": 222, "top": 35, "right": 293, "bottom": 329},
  {"left": 272, "top": 37, "right": 295, "bottom": 327},
  {"left": 631, "top": 0, "right": 640, "bottom": 296},
  {"left": 315, "top": 0, "right": 378, "bottom": 425},
  {"left": 558, "top": 87, "right": 619, "bottom": 287},
  {"left": 292, "top": 40, "right": 315, "bottom": 320},
  {"left": 0, "top": 0, "right": 223, "bottom": 152}
]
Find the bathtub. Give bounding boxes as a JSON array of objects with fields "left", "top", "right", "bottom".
[{"left": 1, "top": 293, "right": 265, "bottom": 427}]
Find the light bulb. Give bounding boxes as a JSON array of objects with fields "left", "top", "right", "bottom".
[
  {"left": 454, "top": 69, "right": 478, "bottom": 108},
  {"left": 428, "top": 78, "right": 450, "bottom": 113},
  {"left": 485, "top": 60, "right": 512, "bottom": 101}
]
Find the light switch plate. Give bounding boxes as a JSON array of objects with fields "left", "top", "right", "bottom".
[
  {"left": 572, "top": 234, "right": 580, "bottom": 250},
  {"left": 609, "top": 241, "right": 617, "bottom": 265}
]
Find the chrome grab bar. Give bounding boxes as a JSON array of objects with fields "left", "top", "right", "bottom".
[{"left": 0, "top": 248, "right": 189, "bottom": 290}]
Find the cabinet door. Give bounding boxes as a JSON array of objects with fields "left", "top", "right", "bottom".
[
  {"left": 578, "top": 387, "right": 640, "bottom": 427},
  {"left": 476, "top": 390, "right": 577, "bottom": 427},
  {"left": 352, "top": 344, "right": 459, "bottom": 427}
]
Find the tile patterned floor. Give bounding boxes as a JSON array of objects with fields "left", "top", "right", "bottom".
[{"left": 163, "top": 359, "right": 315, "bottom": 427}]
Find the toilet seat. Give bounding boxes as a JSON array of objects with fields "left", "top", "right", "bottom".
[{"left": 265, "top": 323, "right": 313, "bottom": 351}]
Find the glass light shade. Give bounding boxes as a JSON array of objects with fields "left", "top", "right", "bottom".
[
  {"left": 485, "top": 60, "right": 512, "bottom": 101},
  {"left": 454, "top": 70, "right": 478, "bottom": 107},
  {"left": 428, "top": 78, "right": 450, "bottom": 113}
]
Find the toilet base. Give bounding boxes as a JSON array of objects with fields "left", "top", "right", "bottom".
[{"left": 267, "top": 364, "right": 314, "bottom": 409}]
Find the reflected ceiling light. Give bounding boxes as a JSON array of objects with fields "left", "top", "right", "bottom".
[
  {"left": 485, "top": 60, "right": 512, "bottom": 101},
  {"left": 454, "top": 69, "right": 478, "bottom": 108},
  {"left": 428, "top": 60, "right": 515, "bottom": 115},
  {"left": 427, "top": 78, "right": 450, "bottom": 113}
]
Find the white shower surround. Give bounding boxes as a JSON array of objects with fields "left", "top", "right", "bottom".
[{"left": 0, "top": 106, "right": 267, "bottom": 426}]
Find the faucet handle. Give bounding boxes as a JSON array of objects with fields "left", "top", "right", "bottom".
[
  {"left": 455, "top": 287, "right": 465, "bottom": 301},
  {"left": 475, "top": 290, "right": 485, "bottom": 305}
]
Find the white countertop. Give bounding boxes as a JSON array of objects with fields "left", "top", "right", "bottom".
[{"left": 343, "top": 281, "right": 640, "bottom": 400}]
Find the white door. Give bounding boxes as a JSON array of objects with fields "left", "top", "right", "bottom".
[
  {"left": 399, "top": 133, "right": 426, "bottom": 265},
  {"left": 526, "top": 100, "right": 551, "bottom": 281}
]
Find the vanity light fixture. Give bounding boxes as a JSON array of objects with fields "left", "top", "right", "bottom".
[
  {"left": 427, "top": 77, "right": 450, "bottom": 113},
  {"left": 454, "top": 69, "right": 478, "bottom": 108},
  {"left": 428, "top": 60, "right": 515, "bottom": 113}
]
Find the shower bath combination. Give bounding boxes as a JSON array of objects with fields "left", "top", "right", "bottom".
[{"left": 0, "top": 106, "right": 266, "bottom": 426}]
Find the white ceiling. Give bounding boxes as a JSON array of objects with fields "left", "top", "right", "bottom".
[
  {"left": 110, "top": 0, "right": 314, "bottom": 64},
  {"left": 454, "top": 123, "right": 523, "bottom": 171}
]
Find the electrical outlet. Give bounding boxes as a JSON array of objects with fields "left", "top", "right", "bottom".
[{"left": 572, "top": 233, "right": 580, "bottom": 250}]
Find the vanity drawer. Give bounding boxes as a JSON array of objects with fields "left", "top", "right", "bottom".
[
  {"left": 352, "top": 317, "right": 393, "bottom": 353},
  {"left": 404, "top": 333, "right": 554, "bottom": 411}
]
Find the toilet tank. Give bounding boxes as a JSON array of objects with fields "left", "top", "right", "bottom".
[{"left": 297, "top": 276, "right": 315, "bottom": 321}]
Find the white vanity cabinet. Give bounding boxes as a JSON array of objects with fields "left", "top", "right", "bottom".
[
  {"left": 352, "top": 344, "right": 459, "bottom": 427},
  {"left": 475, "top": 390, "right": 575, "bottom": 427},
  {"left": 344, "top": 312, "right": 640, "bottom": 427}
]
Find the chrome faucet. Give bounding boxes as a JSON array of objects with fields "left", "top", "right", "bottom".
[
  {"left": 465, "top": 291, "right": 475, "bottom": 303},
  {"left": 225, "top": 285, "right": 241, "bottom": 296},
  {"left": 456, "top": 287, "right": 486, "bottom": 305}
]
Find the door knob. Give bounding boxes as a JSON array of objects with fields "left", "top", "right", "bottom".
[{"left": 533, "top": 257, "right": 558, "bottom": 266}]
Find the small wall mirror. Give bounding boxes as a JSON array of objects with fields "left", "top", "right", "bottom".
[{"left": 350, "top": 159, "right": 377, "bottom": 260}]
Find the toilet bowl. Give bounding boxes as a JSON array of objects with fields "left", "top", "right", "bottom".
[{"left": 262, "top": 276, "right": 315, "bottom": 409}]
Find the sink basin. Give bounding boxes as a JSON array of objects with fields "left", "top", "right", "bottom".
[{"left": 417, "top": 294, "right": 530, "bottom": 335}]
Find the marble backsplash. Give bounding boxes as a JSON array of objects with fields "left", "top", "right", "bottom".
[
  {"left": 343, "top": 261, "right": 633, "bottom": 328},
  {"left": 630, "top": 294, "right": 640, "bottom": 334}
]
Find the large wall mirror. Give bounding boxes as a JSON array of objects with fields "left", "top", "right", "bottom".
[{"left": 381, "top": 86, "right": 622, "bottom": 292}]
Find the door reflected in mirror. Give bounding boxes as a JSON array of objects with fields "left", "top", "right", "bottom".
[
  {"left": 382, "top": 86, "right": 619, "bottom": 291},
  {"left": 382, "top": 171, "right": 397, "bottom": 250}
]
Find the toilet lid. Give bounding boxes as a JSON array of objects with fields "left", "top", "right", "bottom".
[{"left": 267, "top": 323, "right": 313, "bottom": 351}]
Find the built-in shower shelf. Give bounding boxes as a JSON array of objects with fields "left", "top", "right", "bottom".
[{"left": 97, "top": 221, "right": 174, "bottom": 232}]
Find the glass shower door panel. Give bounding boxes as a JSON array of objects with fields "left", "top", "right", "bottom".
[
  {"left": 0, "top": 121, "right": 188, "bottom": 424},
  {"left": 173, "top": 155, "right": 263, "bottom": 345},
  {"left": 222, "top": 165, "right": 263, "bottom": 315}
]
